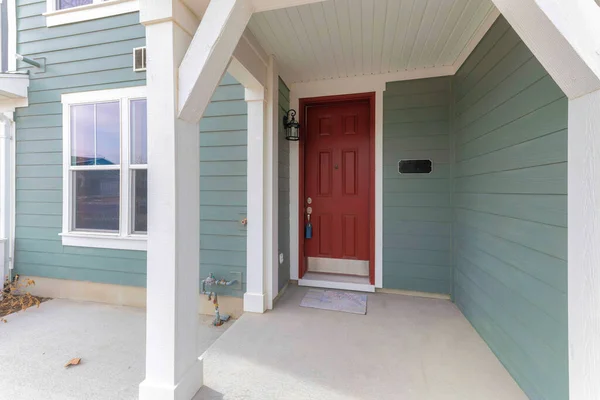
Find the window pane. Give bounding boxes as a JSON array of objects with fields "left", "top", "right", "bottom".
[
  {"left": 71, "top": 104, "right": 95, "bottom": 166},
  {"left": 74, "top": 170, "right": 120, "bottom": 232},
  {"left": 96, "top": 102, "right": 120, "bottom": 165},
  {"left": 58, "top": 0, "right": 92, "bottom": 10},
  {"left": 132, "top": 169, "right": 147, "bottom": 233},
  {"left": 130, "top": 99, "right": 147, "bottom": 165}
]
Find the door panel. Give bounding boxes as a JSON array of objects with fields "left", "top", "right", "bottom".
[{"left": 304, "top": 101, "right": 370, "bottom": 266}]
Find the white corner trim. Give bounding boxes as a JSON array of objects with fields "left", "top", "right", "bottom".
[
  {"left": 298, "top": 278, "right": 375, "bottom": 293},
  {"left": 452, "top": 7, "right": 501, "bottom": 73},
  {"left": 252, "top": 0, "right": 326, "bottom": 13},
  {"left": 375, "top": 88, "right": 383, "bottom": 289},
  {"left": 44, "top": 0, "right": 139, "bottom": 27},
  {"left": 290, "top": 66, "right": 453, "bottom": 99},
  {"left": 61, "top": 232, "right": 147, "bottom": 251},
  {"left": 7, "top": 0, "right": 17, "bottom": 72}
]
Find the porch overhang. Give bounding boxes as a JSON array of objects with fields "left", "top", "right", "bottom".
[{"left": 0, "top": 72, "right": 29, "bottom": 111}]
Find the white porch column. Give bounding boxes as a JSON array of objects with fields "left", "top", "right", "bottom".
[
  {"left": 244, "top": 87, "right": 268, "bottom": 313},
  {"left": 568, "top": 89, "right": 600, "bottom": 400},
  {"left": 266, "top": 56, "right": 279, "bottom": 308},
  {"left": 139, "top": 2, "right": 203, "bottom": 399}
]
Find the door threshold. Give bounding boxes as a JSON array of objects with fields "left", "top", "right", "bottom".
[{"left": 298, "top": 272, "right": 375, "bottom": 293}]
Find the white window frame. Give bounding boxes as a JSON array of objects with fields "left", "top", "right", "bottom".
[
  {"left": 61, "top": 86, "right": 147, "bottom": 251},
  {"left": 44, "top": 0, "right": 139, "bottom": 27}
]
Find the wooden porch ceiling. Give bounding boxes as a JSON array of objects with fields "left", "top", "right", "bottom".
[{"left": 247, "top": 0, "right": 499, "bottom": 84}]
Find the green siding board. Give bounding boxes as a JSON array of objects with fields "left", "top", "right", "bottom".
[
  {"left": 456, "top": 42, "right": 534, "bottom": 114},
  {"left": 383, "top": 77, "right": 452, "bottom": 294},
  {"left": 456, "top": 98, "right": 568, "bottom": 162},
  {"left": 454, "top": 163, "right": 567, "bottom": 195},
  {"left": 14, "top": 7, "right": 248, "bottom": 296},
  {"left": 454, "top": 17, "right": 510, "bottom": 82},
  {"left": 21, "top": 39, "right": 146, "bottom": 67},
  {"left": 455, "top": 27, "right": 522, "bottom": 101},
  {"left": 452, "top": 16, "right": 568, "bottom": 400},
  {"left": 278, "top": 78, "right": 291, "bottom": 291},
  {"left": 26, "top": 80, "right": 148, "bottom": 104}
]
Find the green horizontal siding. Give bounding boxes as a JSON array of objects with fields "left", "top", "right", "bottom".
[
  {"left": 14, "top": 2, "right": 248, "bottom": 296},
  {"left": 452, "top": 16, "right": 568, "bottom": 400},
  {"left": 278, "top": 78, "right": 291, "bottom": 290},
  {"left": 14, "top": 1, "right": 147, "bottom": 287},
  {"left": 199, "top": 74, "right": 247, "bottom": 297},
  {"left": 382, "top": 77, "right": 452, "bottom": 294}
]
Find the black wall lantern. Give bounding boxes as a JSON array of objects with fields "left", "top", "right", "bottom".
[{"left": 283, "top": 109, "right": 300, "bottom": 141}]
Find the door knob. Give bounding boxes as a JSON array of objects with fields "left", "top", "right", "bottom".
[{"left": 307, "top": 197, "right": 312, "bottom": 204}]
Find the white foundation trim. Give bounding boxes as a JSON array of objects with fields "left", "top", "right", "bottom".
[
  {"left": 298, "top": 278, "right": 375, "bottom": 293},
  {"left": 23, "top": 276, "right": 245, "bottom": 318},
  {"left": 376, "top": 288, "right": 451, "bottom": 301},
  {"left": 45, "top": 0, "right": 139, "bottom": 27}
]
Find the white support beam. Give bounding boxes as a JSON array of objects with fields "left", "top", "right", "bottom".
[
  {"left": 265, "top": 55, "right": 279, "bottom": 308},
  {"left": 138, "top": 1, "right": 203, "bottom": 399},
  {"left": 229, "top": 30, "right": 268, "bottom": 91},
  {"left": 244, "top": 87, "right": 268, "bottom": 313},
  {"left": 491, "top": 0, "right": 600, "bottom": 99},
  {"left": 252, "top": 0, "right": 326, "bottom": 13},
  {"left": 178, "top": 0, "right": 254, "bottom": 123},
  {"left": 568, "top": 89, "right": 600, "bottom": 400}
]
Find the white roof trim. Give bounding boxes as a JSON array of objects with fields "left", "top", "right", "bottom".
[{"left": 0, "top": 73, "right": 29, "bottom": 111}]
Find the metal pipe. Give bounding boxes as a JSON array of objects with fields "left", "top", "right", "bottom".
[{"left": 15, "top": 53, "right": 40, "bottom": 68}]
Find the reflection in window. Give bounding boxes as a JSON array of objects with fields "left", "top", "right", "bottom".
[
  {"left": 132, "top": 170, "right": 147, "bottom": 233},
  {"left": 130, "top": 99, "right": 147, "bottom": 233},
  {"left": 74, "top": 170, "right": 120, "bottom": 231},
  {"left": 58, "top": 0, "right": 93, "bottom": 10},
  {"left": 130, "top": 99, "right": 147, "bottom": 165},
  {"left": 71, "top": 102, "right": 120, "bottom": 166}
]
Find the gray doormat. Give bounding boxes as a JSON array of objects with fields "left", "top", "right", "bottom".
[{"left": 300, "top": 288, "right": 367, "bottom": 315}]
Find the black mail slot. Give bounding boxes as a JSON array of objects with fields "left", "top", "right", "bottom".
[{"left": 398, "top": 159, "right": 432, "bottom": 174}]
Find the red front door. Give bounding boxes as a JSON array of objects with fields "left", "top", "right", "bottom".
[{"left": 303, "top": 100, "right": 371, "bottom": 276}]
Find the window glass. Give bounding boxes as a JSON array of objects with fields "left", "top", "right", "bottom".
[
  {"left": 132, "top": 169, "right": 147, "bottom": 233},
  {"left": 71, "top": 102, "right": 120, "bottom": 165},
  {"left": 96, "top": 102, "right": 120, "bottom": 165},
  {"left": 130, "top": 99, "right": 147, "bottom": 165},
  {"left": 71, "top": 104, "right": 94, "bottom": 166},
  {"left": 74, "top": 170, "right": 120, "bottom": 231},
  {"left": 58, "top": 0, "right": 93, "bottom": 10}
]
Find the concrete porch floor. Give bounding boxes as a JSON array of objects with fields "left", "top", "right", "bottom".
[
  {"left": 0, "top": 298, "right": 228, "bottom": 400},
  {"left": 198, "top": 285, "right": 527, "bottom": 400},
  {"left": 0, "top": 285, "right": 527, "bottom": 400}
]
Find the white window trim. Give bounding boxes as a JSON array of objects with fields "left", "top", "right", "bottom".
[
  {"left": 44, "top": 0, "right": 139, "bottom": 27},
  {"left": 61, "top": 86, "right": 147, "bottom": 251}
]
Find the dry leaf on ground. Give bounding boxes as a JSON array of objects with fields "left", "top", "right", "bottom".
[{"left": 64, "top": 358, "right": 82, "bottom": 368}]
